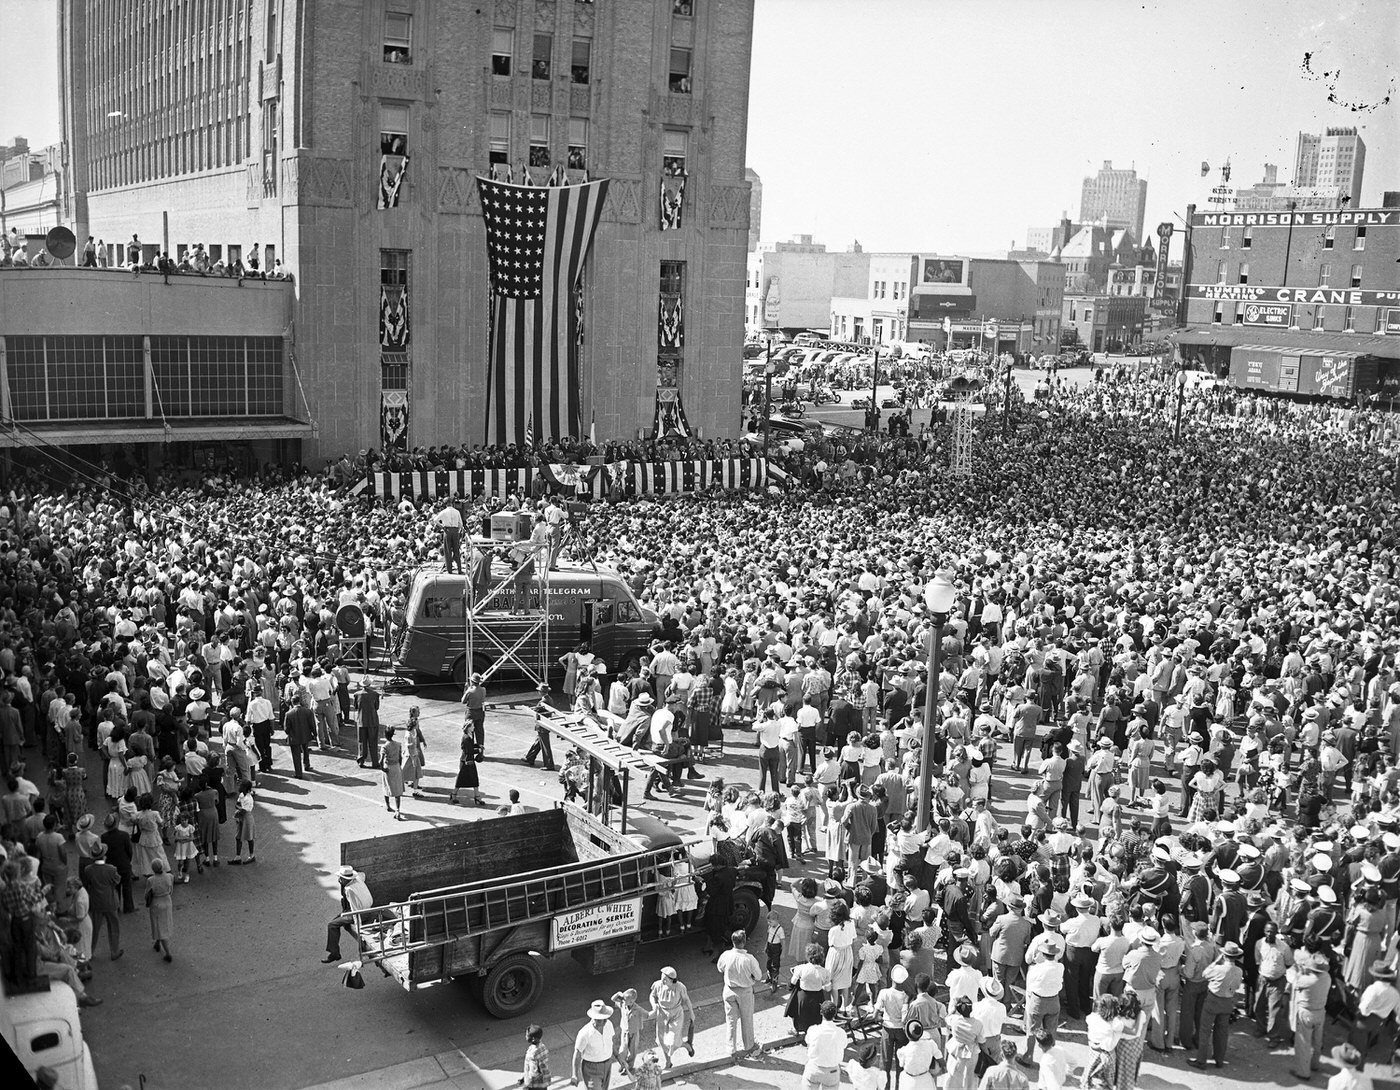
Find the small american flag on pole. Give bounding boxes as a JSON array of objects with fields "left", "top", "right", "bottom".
[
  {"left": 524, "top": 412, "right": 535, "bottom": 448},
  {"left": 477, "top": 176, "right": 609, "bottom": 446}
]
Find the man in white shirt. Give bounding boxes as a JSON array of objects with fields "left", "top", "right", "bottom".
[
  {"left": 571, "top": 999, "right": 616, "bottom": 1088},
  {"left": 246, "top": 685, "right": 276, "bottom": 773},
  {"left": 801, "top": 1000, "right": 848, "bottom": 1089},
  {"left": 432, "top": 502, "right": 464, "bottom": 573},
  {"left": 1035, "top": 1030, "right": 1070, "bottom": 1090},
  {"left": 1022, "top": 939, "right": 1066, "bottom": 1067}
]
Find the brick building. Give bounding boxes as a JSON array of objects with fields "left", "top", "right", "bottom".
[
  {"left": 1176, "top": 206, "right": 1400, "bottom": 398},
  {"left": 906, "top": 255, "right": 1065, "bottom": 359},
  {"left": 51, "top": 0, "right": 754, "bottom": 462}
]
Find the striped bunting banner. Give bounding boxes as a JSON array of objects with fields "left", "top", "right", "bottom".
[{"left": 355, "top": 457, "right": 769, "bottom": 501}]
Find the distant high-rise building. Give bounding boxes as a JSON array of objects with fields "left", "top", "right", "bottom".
[
  {"left": 745, "top": 167, "right": 762, "bottom": 252},
  {"left": 1293, "top": 127, "right": 1365, "bottom": 204},
  {"left": 1079, "top": 161, "right": 1147, "bottom": 242}
]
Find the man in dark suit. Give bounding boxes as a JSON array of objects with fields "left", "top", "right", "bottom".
[
  {"left": 100, "top": 813, "right": 136, "bottom": 913},
  {"left": 285, "top": 694, "right": 317, "bottom": 778},
  {"left": 84, "top": 844, "right": 124, "bottom": 959}
]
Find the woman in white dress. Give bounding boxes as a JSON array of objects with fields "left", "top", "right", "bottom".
[
  {"left": 824, "top": 899, "right": 857, "bottom": 1013},
  {"left": 896, "top": 1018, "right": 938, "bottom": 1090}
]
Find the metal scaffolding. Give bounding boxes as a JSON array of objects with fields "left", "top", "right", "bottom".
[{"left": 461, "top": 538, "right": 553, "bottom": 693}]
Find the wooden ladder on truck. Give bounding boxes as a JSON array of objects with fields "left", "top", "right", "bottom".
[{"left": 343, "top": 844, "right": 687, "bottom": 968}]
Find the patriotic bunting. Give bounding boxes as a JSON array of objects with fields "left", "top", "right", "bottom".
[
  {"left": 659, "top": 295, "right": 684, "bottom": 351},
  {"left": 353, "top": 458, "right": 770, "bottom": 501},
  {"left": 652, "top": 387, "right": 692, "bottom": 438},
  {"left": 379, "top": 286, "right": 410, "bottom": 350},
  {"left": 477, "top": 176, "right": 610, "bottom": 446},
  {"left": 380, "top": 390, "right": 409, "bottom": 451},
  {"left": 378, "top": 154, "right": 410, "bottom": 209},
  {"left": 660, "top": 173, "right": 686, "bottom": 231}
]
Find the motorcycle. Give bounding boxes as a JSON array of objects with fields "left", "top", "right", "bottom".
[
  {"left": 778, "top": 401, "right": 806, "bottom": 418},
  {"left": 808, "top": 386, "right": 840, "bottom": 405}
]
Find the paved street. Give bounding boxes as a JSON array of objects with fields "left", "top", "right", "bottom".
[{"left": 55, "top": 666, "right": 1373, "bottom": 1090}]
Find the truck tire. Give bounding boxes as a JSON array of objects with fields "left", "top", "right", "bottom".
[
  {"left": 481, "top": 953, "right": 544, "bottom": 1018},
  {"left": 451, "top": 653, "right": 491, "bottom": 687},
  {"left": 729, "top": 887, "right": 762, "bottom": 937}
]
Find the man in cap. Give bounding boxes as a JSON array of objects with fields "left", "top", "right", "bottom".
[
  {"left": 571, "top": 999, "right": 617, "bottom": 1089},
  {"left": 324, "top": 864, "right": 376, "bottom": 964},
  {"left": 1177, "top": 920, "right": 1217, "bottom": 1054},
  {"left": 989, "top": 893, "right": 1033, "bottom": 1011},
  {"left": 874, "top": 964, "right": 911, "bottom": 1083},
  {"left": 1252, "top": 919, "right": 1293, "bottom": 1044},
  {"left": 1019, "top": 936, "right": 1065, "bottom": 1068},
  {"left": 1178, "top": 852, "right": 1210, "bottom": 924},
  {"left": 1210, "top": 869, "right": 1247, "bottom": 947},
  {"left": 1286, "top": 947, "right": 1331, "bottom": 1080},
  {"left": 1189, "top": 940, "right": 1243, "bottom": 1069}
]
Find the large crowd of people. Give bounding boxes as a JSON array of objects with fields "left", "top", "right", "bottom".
[{"left": 1, "top": 365, "right": 1398, "bottom": 1090}]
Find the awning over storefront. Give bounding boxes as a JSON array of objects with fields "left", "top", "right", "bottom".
[
  {"left": 0, "top": 417, "right": 315, "bottom": 448},
  {"left": 1173, "top": 325, "right": 1400, "bottom": 359}
]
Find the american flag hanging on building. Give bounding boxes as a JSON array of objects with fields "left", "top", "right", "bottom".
[{"left": 476, "top": 176, "right": 609, "bottom": 446}]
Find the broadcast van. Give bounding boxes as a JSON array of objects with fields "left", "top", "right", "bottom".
[{"left": 393, "top": 559, "right": 658, "bottom": 686}]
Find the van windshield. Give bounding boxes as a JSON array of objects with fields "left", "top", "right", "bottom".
[{"left": 410, "top": 579, "right": 466, "bottom": 622}]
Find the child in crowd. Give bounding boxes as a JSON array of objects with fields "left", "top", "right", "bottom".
[
  {"left": 519, "top": 1023, "right": 549, "bottom": 1089},
  {"left": 765, "top": 913, "right": 784, "bottom": 989},
  {"left": 229, "top": 780, "right": 256, "bottom": 864},
  {"left": 173, "top": 813, "right": 197, "bottom": 883}
]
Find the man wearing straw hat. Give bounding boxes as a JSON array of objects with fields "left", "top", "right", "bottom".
[{"left": 571, "top": 999, "right": 616, "bottom": 1088}]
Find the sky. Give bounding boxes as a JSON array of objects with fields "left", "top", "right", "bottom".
[{"left": 2, "top": 0, "right": 1395, "bottom": 257}]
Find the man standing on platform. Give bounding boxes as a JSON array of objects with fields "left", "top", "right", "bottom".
[{"left": 433, "top": 501, "right": 463, "bottom": 574}]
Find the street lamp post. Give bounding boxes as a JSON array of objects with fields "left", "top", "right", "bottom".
[
  {"left": 868, "top": 346, "right": 881, "bottom": 433},
  {"left": 763, "top": 336, "right": 775, "bottom": 456},
  {"left": 1173, "top": 369, "right": 1188, "bottom": 441},
  {"left": 917, "top": 570, "right": 957, "bottom": 831},
  {"left": 1002, "top": 361, "right": 1014, "bottom": 436}
]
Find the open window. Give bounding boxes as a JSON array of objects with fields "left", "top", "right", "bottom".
[
  {"left": 491, "top": 29, "right": 513, "bottom": 75},
  {"left": 380, "top": 103, "right": 409, "bottom": 156},
  {"left": 529, "top": 115, "right": 550, "bottom": 167},
  {"left": 489, "top": 113, "right": 510, "bottom": 166},
  {"left": 662, "top": 129, "right": 687, "bottom": 177},
  {"left": 568, "top": 118, "right": 587, "bottom": 170},
  {"left": 533, "top": 33, "right": 552, "bottom": 80},
  {"left": 571, "top": 39, "right": 591, "bottom": 84},
  {"left": 383, "top": 12, "right": 412, "bottom": 64},
  {"left": 668, "top": 47, "right": 691, "bottom": 93}
]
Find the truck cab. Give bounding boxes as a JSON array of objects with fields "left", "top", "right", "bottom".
[{"left": 1, "top": 979, "right": 99, "bottom": 1090}]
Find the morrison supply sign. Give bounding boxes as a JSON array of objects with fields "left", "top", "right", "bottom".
[{"left": 1190, "top": 209, "right": 1400, "bottom": 228}]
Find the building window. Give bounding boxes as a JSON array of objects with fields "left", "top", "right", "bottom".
[
  {"left": 1324, "top": 225, "right": 1335, "bottom": 249},
  {"left": 1351, "top": 264, "right": 1363, "bottom": 288},
  {"left": 567, "top": 118, "right": 587, "bottom": 170},
  {"left": 1344, "top": 306, "right": 1357, "bottom": 332},
  {"left": 491, "top": 29, "right": 513, "bottom": 76},
  {"left": 660, "top": 260, "right": 684, "bottom": 294},
  {"left": 1313, "top": 306, "right": 1326, "bottom": 330},
  {"left": 529, "top": 115, "right": 550, "bottom": 167},
  {"left": 1355, "top": 225, "right": 1367, "bottom": 251},
  {"left": 669, "top": 47, "right": 692, "bottom": 93},
  {"left": 383, "top": 12, "right": 412, "bottom": 64},
  {"left": 571, "top": 39, "right": 591, "bottom": 84},
  {"left": 1318, "top": 263, "right": 1332, "bottom": 287},
  {"left": 1242, "top": 226, "right": 1252, "bottom": 249},
  {"left": 1212, "top": 303, "right": 1223, "bottom": 325},
  {"left": 533, "top": 34, "right": 552, "bottom": 80},
  {"left": 1237, "top": 262, "right": 1249, "bottom": 285},
  {"left": 489, "top": 113, "right": 510, "bottom": 165},
  {"left": 1233, "top": 308, "right": 1244, "bottom": 325},
  {"left": 663, "top": 129, "right": 687, "bottom": 176},
  {"left": 380, "top": 103, "right": 408, "bottom": 156},
  {"left": 673, "top": 0, "right": 693, "bottom": 15},
  {"left": 1220, "top": 228, "right": 1231, "bottom": 248},
  {"left": 1216, "top": 259, "right": 1227, "bottom": 284}
]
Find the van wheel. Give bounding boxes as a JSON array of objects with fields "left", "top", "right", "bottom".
[
  {"left": 481, "top": 953, "right": 544, "bottom": 1018},
  {"left": 450, "top": 655, "right": 468, "bottom": 686}
]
